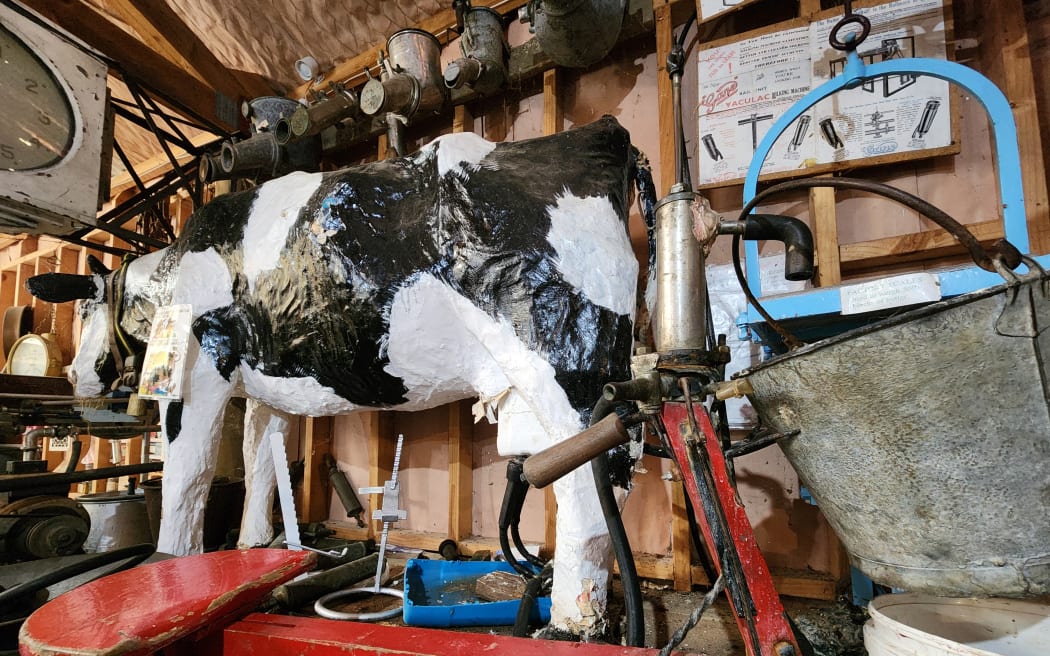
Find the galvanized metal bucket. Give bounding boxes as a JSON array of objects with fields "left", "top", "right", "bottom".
[{"left": 737, "top": 268, "right": 1050, "bottom": 597}]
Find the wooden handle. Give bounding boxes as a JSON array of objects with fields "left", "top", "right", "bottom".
[{"left": 522, "top": 414, "right": 629, "bottom": 489}]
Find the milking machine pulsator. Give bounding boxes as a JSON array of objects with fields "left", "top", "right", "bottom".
[{"left": 518, "top": 2, "right": 1038, "bottom": 653}]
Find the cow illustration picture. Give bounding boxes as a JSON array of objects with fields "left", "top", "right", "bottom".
[{"left": 29, "top": 117, "right": 646, "bottom": 636}]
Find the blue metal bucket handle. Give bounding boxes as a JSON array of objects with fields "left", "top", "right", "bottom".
[{"left": 741, "top": 50, "right": 1028, "bottom": 299}]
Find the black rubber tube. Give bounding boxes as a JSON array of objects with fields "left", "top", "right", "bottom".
[
  {"left": 587, "top": 396, "right": 644, "bottom": 647},
  {"left": 733, "top": 176, "right": 1023, "bottom": 349},
  {"left": 592, "top": 452, "right": 643, "bottom": 647},
  {"left": 0, "top": 543, "right": 155, "bottom": 612},
  {"left": 513, "top": 562, "right": 553, "bottom": 637},
  {"left": 743, "top": 214, "right": 815, "bottom": 281},
  {"left": 511, "top": 523, "right": 545, "bottom": 569}
]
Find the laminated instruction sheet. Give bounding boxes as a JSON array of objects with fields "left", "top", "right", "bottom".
[{"left": 697, "top": 0, "right": 949, "bottom": 186}]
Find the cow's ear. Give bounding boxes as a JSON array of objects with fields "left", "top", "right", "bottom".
[
  {"left": 26, "top": 273, "right": 101, "bottom": 303},
  {"left": 87, "top": 255, "right": 111, "bottom": 276}
]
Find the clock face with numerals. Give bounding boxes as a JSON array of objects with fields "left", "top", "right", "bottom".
[{"left": 0, "top": 24, "right": 75, "bottom": 171}]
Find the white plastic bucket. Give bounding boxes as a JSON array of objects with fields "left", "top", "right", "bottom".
[{"left": 865, "top": 594, "right": 1050, "bottom": 656}]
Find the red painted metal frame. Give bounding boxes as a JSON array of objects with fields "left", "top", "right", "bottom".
[
  {"left": 662, "top": 402, "right": 802, "bottom": 656},
  {"left": 224, "top": 613, "right": 675, "bottom": 655}
]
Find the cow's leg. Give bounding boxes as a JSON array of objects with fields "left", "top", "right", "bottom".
[
  {"left": 156, "top": 352, "right": 234, "bottom": 556},
  {"left": 237, "top": 401, "right": 289, "bottom": 548}
]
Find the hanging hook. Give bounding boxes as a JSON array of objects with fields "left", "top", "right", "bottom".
[{"left": 828, "top": 0, "right": 871, "bottom": 52}]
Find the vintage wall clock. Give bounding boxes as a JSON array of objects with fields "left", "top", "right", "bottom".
[{"left": 0, "top": 2, "right": 110, "bottom": 235}]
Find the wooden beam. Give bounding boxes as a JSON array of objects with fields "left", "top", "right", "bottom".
[
  {"left": 969, "top": 0, "right": 1050, "bottom": 254},
  {"left": 22, "top": 0, "right": 240, "bottom": 131},
  {"left": 670, "top": 479, "right": 692, "bottom": 592},
  {"left": 302, "top": 417, "right": 334, "bottom": 523},
  {"left": 541, "top": 69, "right": 561, "bottom": 556},
  {"left": 447, "top": 400, "right": 473, "bottom": 541},
  {"left": 452, "top": 105, "right": 474, "bottom": 135},
  {"left": 366, "top": 412, "right": 395, "bottom": 538},
  {"left": 810, "top": 183, "right": 840, "bottom": 287},
  {"left": 655, "top": 3, "right": 676, "bottom": 196},
  {"left": 839, "top": 218, "right": 1003, "bottom": 274},
  {"left": 103, "top": 0, "right": 270, "bottom": 99}
]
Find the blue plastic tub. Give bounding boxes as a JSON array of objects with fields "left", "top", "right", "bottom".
[{"left": 402, "top": 559, "right": 551, "bottom": 627}]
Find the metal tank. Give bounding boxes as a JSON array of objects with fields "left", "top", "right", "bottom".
[{"left": 737, "top": 269, "right": 1050, "bottom": 596}]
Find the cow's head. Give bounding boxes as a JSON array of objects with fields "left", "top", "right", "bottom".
[{"left": 27, "top": 255, "right": 122, "bottom": 397}]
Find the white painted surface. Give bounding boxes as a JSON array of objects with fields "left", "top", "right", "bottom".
[
  {"left": 243, "top": 171, "right": 323, "bottom": 294},
  {"left": 424, "top": 131, "right": 497, "bottom": 176},
  {"left": 70, "top": 306, "right": 108, "bottom": 397},
  {"left": 170, "top": 249, "right": 234, "bottom": 312},
  {"left": 546, "top": 192, "right": 638, "bottom": 317},
  {"left": 269, "top": 427, "right": 300, "bottom": 551},
  {"left": 238, "top": 400, "right": 283, "bottom": 548},
  {"left": 156, "top": 342, "right": 234, "bottom": 555}
]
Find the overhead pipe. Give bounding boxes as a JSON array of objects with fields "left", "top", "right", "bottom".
[
  {"left": 220, "top": 132, "right": 284, "bottom": 178},
  {"left": 274, "top": 86, "right": 362, "bottom": 146},
  {"left": 443, "top": 6, "right": 507, "bottom": 95},
  {"left": 203, "top": 95, "right": 321, "bottom": 181},
  {"left": 525, "top": 0, "right": 627, "bottom": 68}
]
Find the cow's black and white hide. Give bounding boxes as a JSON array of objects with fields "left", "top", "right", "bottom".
[{"left": 29, "top": 116, "right": 643, "bottom": 636}]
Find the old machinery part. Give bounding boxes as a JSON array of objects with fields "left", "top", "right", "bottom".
[
  {"left": 315, "top": 434, "right": 407, "bottom": 622},
  {"left": 360, "top": 29, "right": 447, "bottom": 121},
  {"left": 444, "top": 6, "right": 507, "bottom": 95},
  {"left": 0, "top": 461, "right": 163, "bottom": 493},
  {"left": 322, "top": 453, "right": 365, "bottom": 527},
  {"left": 498, "top": 458, "right": 535, "bottom": 577},
  {"left": 359, "top": 72, "right": 418, "bottom": 118},
  {"left": 294, "top": 56, "right": 321, "bottom": 83},
  {"left": 520, "top": 413, "right": 629, "bottom": 489},
  {"left": 388, "top": 29, "right": 447, "bottom": 117},
  {"left": 654, "top": 185, "right": 707, "bottom": 354},
  {"left": 719, "top": 214, "right": 815, "bottom": 282},
  {"left": 220, "top": 133, "right": 282, "bottom": 178},
  {"left": 0, "top": 496, "right": 89, "bottom": 560},
  {"left": 197, "top": 152, "right": 224, "bottom": 183},
  {"left": 660, "top": 392, "right": 808, "bottom": 656},
  {"left": 272, "top": 552, "right": 379, "bottom": 609},
  {"left": 243, "top": 96, "right": 301, "bottom": 134},
  {"left": 526, "top": 0, "right": 627, "bottom": 68},
  {"left": 274, "top": 88, "right": 361, "bottom": 146}
]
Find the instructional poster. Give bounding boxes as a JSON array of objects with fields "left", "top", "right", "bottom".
[
  {"left": 138, "top": 304, "right": 192, "bottom": 400},
  {"left": 697, "top": 0, "right": 948, "bottom": 186}
]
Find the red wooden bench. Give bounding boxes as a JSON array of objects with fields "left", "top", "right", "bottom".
[{"left": 19, "top": 549, "right": 315, "bottom": 656}]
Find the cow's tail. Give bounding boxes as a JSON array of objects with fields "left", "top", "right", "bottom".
[{"left": 631, "top": 147, "right": 658, "bottom": 343}]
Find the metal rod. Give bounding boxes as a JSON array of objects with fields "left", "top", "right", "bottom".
[{"left": 0, "top": 461, "right": 163, "bottom": 492}]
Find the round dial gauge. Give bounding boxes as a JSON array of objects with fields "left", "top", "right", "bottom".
[
  {"left": 0, "top": 25, "right": 75, "bottom": 171},
  {"left": 5, "top": 333, "right": 62, "bottom": 376}
]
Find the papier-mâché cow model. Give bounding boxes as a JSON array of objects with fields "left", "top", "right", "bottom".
[{"left": 28, "top": 116, "right": 649, "bottom": 637}]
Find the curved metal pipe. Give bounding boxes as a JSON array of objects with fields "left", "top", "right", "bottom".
[{"left": 742, "top": 214, "right": 815, "bottom": 281}]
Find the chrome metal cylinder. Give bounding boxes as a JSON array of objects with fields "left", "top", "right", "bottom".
[
  {"left": 654, "top": 186, "right": 707, "bottom": 352},
  {"left": 387, "top": 28, "right": 447, "bottom": 117}
]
